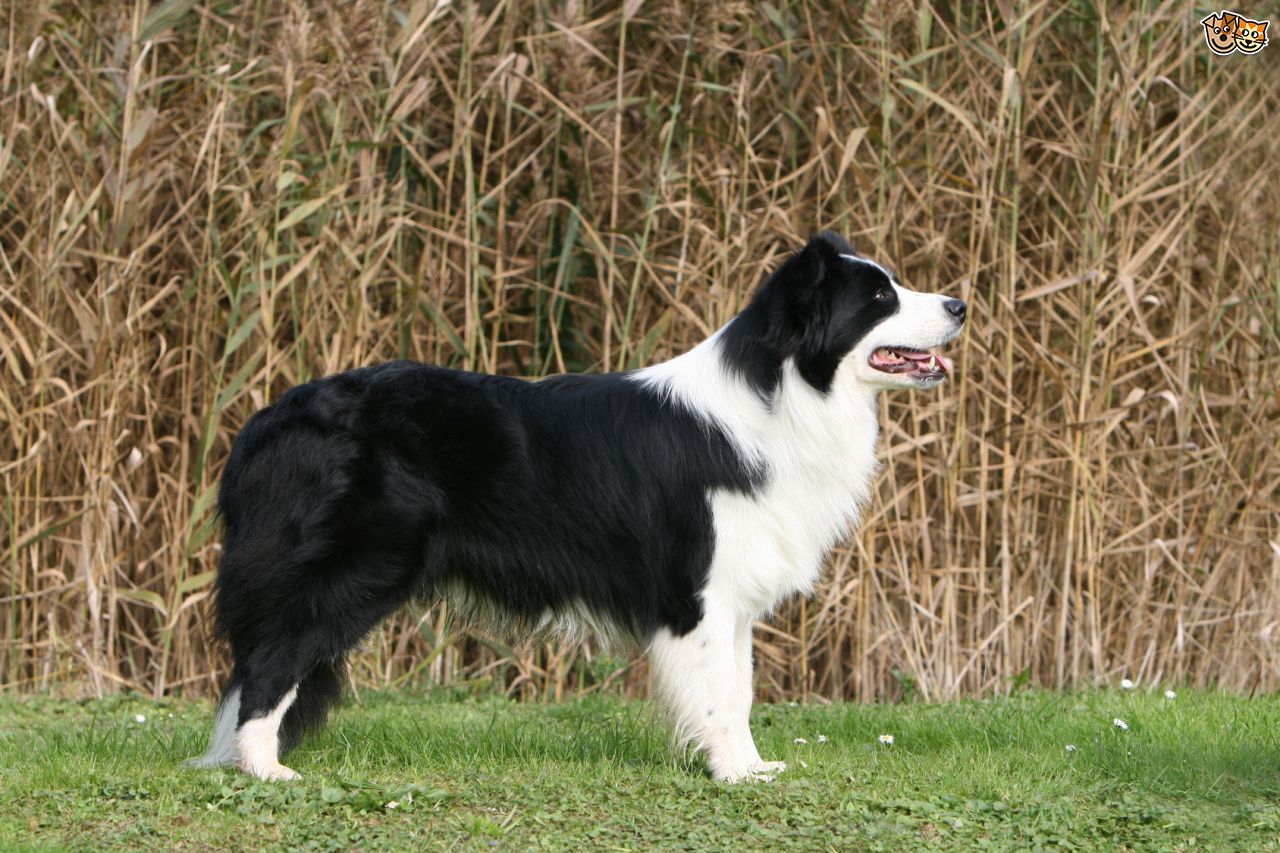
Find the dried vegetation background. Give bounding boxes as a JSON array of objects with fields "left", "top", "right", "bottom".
[{"left": 2, "top": 1, "right": 1278, "bottom": 701}]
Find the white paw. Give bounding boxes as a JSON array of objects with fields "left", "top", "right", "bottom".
[
  {"left": 716, "top": 760, "right": 786, "bottom": 784},
  {"left": 241, "top": 762, "right": 301, "bottom": 782}
]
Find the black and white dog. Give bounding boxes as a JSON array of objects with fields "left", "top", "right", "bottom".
[{"left": 191, "top": 232, "right": 965, "bottom": 783}]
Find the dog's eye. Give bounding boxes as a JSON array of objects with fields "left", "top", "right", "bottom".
[{"left": 874, "top": 288, "right": 891, "bottom": 302}]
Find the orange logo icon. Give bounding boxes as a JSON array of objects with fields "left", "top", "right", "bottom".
[{"left": 1201, "top": 10, "right": 1269, "bottom": 54}]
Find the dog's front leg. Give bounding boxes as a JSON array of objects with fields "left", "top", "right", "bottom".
[
  {"left": 650, "top": 596, "right": 781, "bottom": 782},
  {"left": 733, "top": 620, "right": 786, "bottom": 778}
]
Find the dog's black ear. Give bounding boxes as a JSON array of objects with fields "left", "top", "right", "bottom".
[
  {"left": 725, "top": 233, "right": 854, "bottom": 399},
  {"left": 777, "top": 232, "right": 848, "bottom": 292},
  {"left": 759, "top": 233, "right": 850, "bottom": 354}
]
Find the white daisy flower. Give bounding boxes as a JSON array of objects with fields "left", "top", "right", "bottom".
[
  {"left": 1164, "top": 690, "right": 1177, "bottom": 700},
  {"left": 134, "top": 714, "right": 146, "bottom": 723},
  {"left": 793, "top": 737, "right": 808, "bottom": 744},
  {"left": 878, "top": 734, "right": 894, "bottom": 746},
  {"left": 1112, "top": 718, "right": 1129, "bottom": 731},
  {"left": 1065, "top": 743, "right": 1078, "bottom": 753},
  {"left": 1120, "top": 678, "right": 1135, "bottom": 690},
  {"left": 816, "top": 734, "right": 828, "bottom": 743}
]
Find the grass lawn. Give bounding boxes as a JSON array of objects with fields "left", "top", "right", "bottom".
[{"left": 2, "top": 687, "right": 1279, "bottom": 851}]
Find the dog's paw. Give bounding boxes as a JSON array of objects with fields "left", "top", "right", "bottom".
[
  {"left": 716, "top": 760, "right": 786, "bottom": 784},
  {"left": 752, "top": 760, "right": 787, "bottom": 775},
  {"left": 241, "top": 762, "right": 302, "bottom": 782}
]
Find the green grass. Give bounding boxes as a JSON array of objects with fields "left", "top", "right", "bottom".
[{"left": 2, "top": 689, "right": 1279, "bottom": 851}]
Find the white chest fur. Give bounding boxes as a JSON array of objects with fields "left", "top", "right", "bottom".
[
  {"left": 633, "top": 336, "right": 881, "bottom": 619},
  {"left": 706, "top": 359, "right": 880, "bottom": 617}
]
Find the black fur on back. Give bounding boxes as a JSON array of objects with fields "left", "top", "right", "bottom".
[{"left": 211, "top": 361, "right": 761, "bottom": 748}]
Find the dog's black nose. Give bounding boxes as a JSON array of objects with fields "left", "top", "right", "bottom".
[{"left": 943, "top": 299, "right": 967, "bottom": 321}]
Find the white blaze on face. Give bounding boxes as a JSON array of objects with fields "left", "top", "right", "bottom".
[{"left": 875, "top": 283, "right": 961, "bottom": 350}]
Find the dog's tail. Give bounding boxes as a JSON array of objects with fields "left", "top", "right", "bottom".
[{"left": 186, "top": 673, "right": 245, "bottom": 768}]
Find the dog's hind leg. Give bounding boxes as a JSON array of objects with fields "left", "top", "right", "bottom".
[
  {"left": 226, "top": 571, "right": 417, "bottom": 781},
  {"left": 649, "top": 595, "right": 774, "bottom": 783},
  {"left": 202, "top": 392, "right": 435, "bottom": 781},
  {"left": 230, "top": 605, "right": 396, "bottom": 781},
  {"left": 234, "top": 642, "right": 310, "bottom": 781},
  {"left": 237, "top": 685, "right": 300, "bottom": 781}
]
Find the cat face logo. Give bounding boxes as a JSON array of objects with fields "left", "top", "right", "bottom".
[
  {"left": 1234, "top": 16, "right": 1269, "bottom": 52},
  {"left": 1201, "top": 10, "right": 1269, "bottom": 54}
]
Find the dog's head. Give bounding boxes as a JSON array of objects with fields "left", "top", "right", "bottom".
[
  {"left": 1202, "top": 12, "right": 1239, "bottom": 54},
  {"left": 728, "top": 232, "right": 965, "bottom": 396}
]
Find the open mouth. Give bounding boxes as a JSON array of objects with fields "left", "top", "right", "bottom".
[{"left": 868, "top": 347, "right": 952, "bottom": 380}]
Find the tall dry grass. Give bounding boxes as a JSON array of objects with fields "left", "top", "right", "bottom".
[{"left": 1, "top": 1, "right": 1277, "bottom": 702}]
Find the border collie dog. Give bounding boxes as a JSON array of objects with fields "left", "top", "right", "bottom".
[{"left": 192, "top": 232, "right": 965, "bottom": 783}]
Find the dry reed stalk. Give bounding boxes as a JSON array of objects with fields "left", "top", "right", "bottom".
[{"left": 1, "top": 1, "right": 1276, "bottom": 702}]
